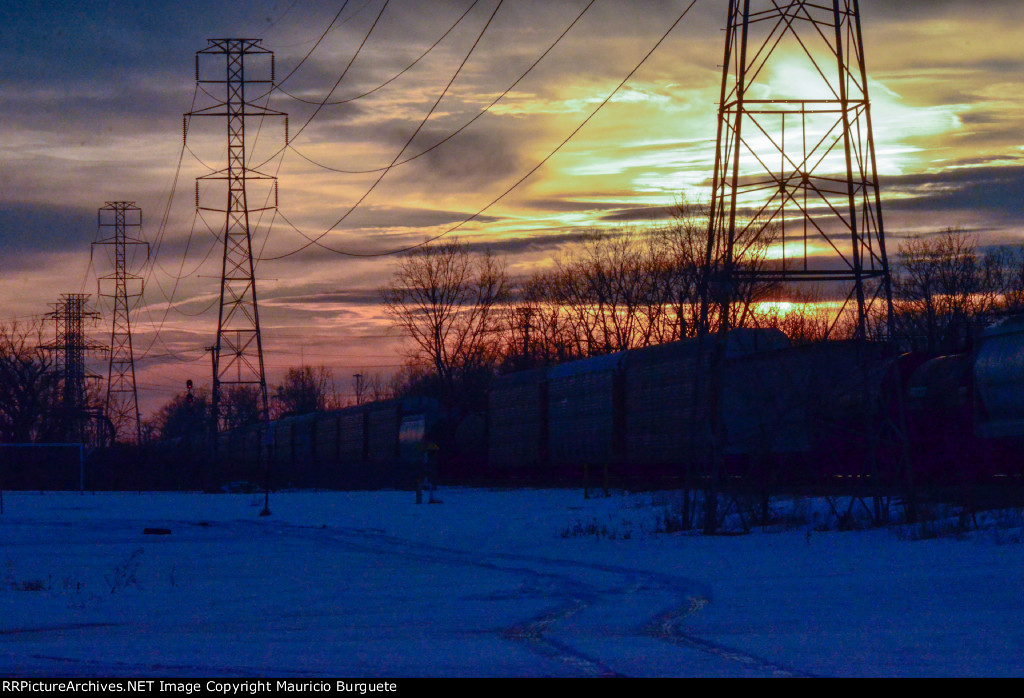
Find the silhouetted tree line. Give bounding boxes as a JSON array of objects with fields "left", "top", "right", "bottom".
[
  {"left": 379, "top": 202, "right": 777, "bottom": 416},
  {"left": 0, "top": 321, "right": 61, "bottom": 443},
  {"left": 0, "top": 320, "right": 107, "bottom": 445},
  {"left": 888, "top": 229, "right": 1024, "bottom": 354},
  {"left": 380, "top": 214, "right": 1024, "bottom": 418},
  {"left": 9, "top": 219, "right": 1023, "bottom": 448},
  {"left": 146, "top": 365, "right": 346, "bottom": 441}
]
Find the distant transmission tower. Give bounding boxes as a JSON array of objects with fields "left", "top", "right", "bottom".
[
  {"left": 704, "top": 0, "right": 894, "bottom": 339},
  {"left": 187, "top": 39, "right": 286, "bottom": 431},
  {"left": 46, "top": 294, "right": 103, "bottom": 443},
  {"left": 93, "top": 202, "right": 148, "bottom": 443}
]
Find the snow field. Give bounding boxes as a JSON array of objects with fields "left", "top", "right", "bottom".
[{"left": 1, "top": 489, "right": 1022, "bottom": 677}]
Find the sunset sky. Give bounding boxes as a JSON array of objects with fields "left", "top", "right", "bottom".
[{"left": 3, "top": 0, "right": 1023, "bottom": 417}]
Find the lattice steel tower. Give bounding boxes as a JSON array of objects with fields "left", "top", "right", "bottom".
[
  {"left": 706, "top": 0, "right": 894, "bottom": 339},
  {"left": 46, "top": 294, "right": 103, "bottom": 442},
  {"left": 93, "top": 202, "right": 148, "bottom": 443},
  {"left": 187, "top": 39, "right": 285, "bottom": 431}
]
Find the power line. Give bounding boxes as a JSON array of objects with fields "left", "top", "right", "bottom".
[
  {"left": 285, "top": 0, "right": 596, "bottom": 176},
  {"left": 132, "top": 89, "right": 202, "bottom": 363},
  {"left": 262, "top": 0, "right": 702, "bottom": 260},
  {"left": 271, "top": 0, "right": 374, "bottom": 50},
  {"left": 260, "top": 0, "right": 506, "bottom": 261},
  {"left": 274, "top": 0, "right": 481, "bottom": 107},
  {"left": 271, "top": 1, "right": 350, "bottom": 88},
  {"left": 253, "top": 0, "right": 302, "bottom": 38},
  {"left": 119, "top": 0, "right": 702, "bottom": 402},
  {"left": 266, "top": 0, "right": 392, "bottom": 161}
]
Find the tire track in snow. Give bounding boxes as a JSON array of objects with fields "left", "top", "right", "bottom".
[
  {"left": 646, "top": 602, "right": 819, "bottom": 678},
  {"left": 241, "top": 520, "right": 741, "bottom": 677},
  {"left": 250, "top": 521, "right": 624, "bottom": 676},
  {"left": 502, "top": 599, "right": 625, "bottom": 677},
  {"left": 356, "top": 528, "right": 821, "bottom": 677}
]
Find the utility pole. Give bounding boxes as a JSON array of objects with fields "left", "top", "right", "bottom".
[
  {"left": 516, "top": 307, "right": 534, "bottom": 368},
  {"left": 45, "top": 294, "right": 103, "bottom": 444},
  {"left": 699, "top": 0, "right": 895, "bottom": 532},
  {"left": 187, "top": 38, "right": 286, "bottom": 434},
  {"left": 93, "top": 202, "right": 148, "bottom": 444},
  {"left": 353, "top": 373, "right": 364, "bottom": 406}
]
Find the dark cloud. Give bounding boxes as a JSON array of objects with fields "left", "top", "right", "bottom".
[
  {"left": 457, "top": 229, "right": 606, "bottom": 257},
  {"left": 0, "top": 1, "right": 280, "bottom": 87},
  {"left": 329, "top": 205, "right": 500, "bottom": 232},
  {"left": 0, "top": 84, "right": 190, "bottom": 140},
  {"left": 685, "top": 165, "right": 1024, "bottom": 228},
  {"left": 403, "top": 125, "right": 524, "bottom": 191},
  {"left": 598, "top": 205, "right": 681, "bottom": 223},
  {"left": 521, "top": 198, "right": 630, "bottom": 213},
  {"left": 959, "top": 111, "right": 1004, "bottom": 126},
  {"left": 947, "top": 155, "right": 1024, "bottom": 168},
  {"left": 862, "top": 0, "right": 1024, "bottom": 21},
  {"left": 265, "top": 289, "right": 383, "bottom": 307},
  {"left": 0, "top": 202, "right": 97, "bottom": 253},
  {"left": 882, "top": 165, "right": 1024, "bottom": 218}
]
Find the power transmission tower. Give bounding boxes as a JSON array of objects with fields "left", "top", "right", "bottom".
[
  {"left": 93, "top": 202, "right": 148, "bottom": 444},
  {"left": 187, "top": 39, "right": 286, "bottom": 432},
  {"left": 699, "top": 1, "right": 896, "bottom": 532},
  {"left": 704, "top": 0, "right": 894, "bottom": 340},
  {"left": 45, "top": 294, "right": 104, "bottom": 444}
]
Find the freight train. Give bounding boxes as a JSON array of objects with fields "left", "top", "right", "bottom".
[{"left": 24, "top": 317, "right": 1024, "bottom": 495}]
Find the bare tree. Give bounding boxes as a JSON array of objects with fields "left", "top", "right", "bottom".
[
  {"left": 366, "top": 371, "right": 396, "bottom": 403},
  {"left": 273, "top": 365, "right": 335, "bottom": 416},
  {"left": 998, "top": 246, "right": 1024, "bottom": 314},
  {"left": 382, "top": 240, "right": 509, "bottom": 410},
  {"left": 496, "top": 201, "right": 779, "bottom": 367},
  {"left": 892, "top": 229, "right": 1002, "bottom": 353},
  {"left": 754, "top": 287, "right": 837, "bottom": 345},
  {"left": 0, "top": 320, "right": 61, "bottom": 443}
]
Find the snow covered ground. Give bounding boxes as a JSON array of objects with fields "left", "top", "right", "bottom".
[{"left": 0, "top": 488, "right": 1022, "bottom": 677}]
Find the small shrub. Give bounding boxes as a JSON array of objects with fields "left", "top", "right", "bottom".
[
  {"left": 561, "top": 516, "right": 632, "bottom": 540},
  {"left": 655, "top": 507, "right": 691, "bottom": 534},
  {"left": 894, "top": 511, "right": 973, "bottom": 541},
  {"left": 15, "top": 578, "right": 49, "bottom": 592},
  {"left": 990, "top": 528, "right": 1022, "bottom": 545},
  {"left": 650, "top": 491, "right": 699, "bottom": 534}
]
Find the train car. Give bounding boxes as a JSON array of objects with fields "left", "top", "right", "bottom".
[
  {"left": 905, "top": 353, "right": 975, "bottom": 486},
  {"left": 623, "top": 339, "right": 706, "bottom": 479},
  {"left": 721, "top": 340, "right": 900, "bottom": 486},
  {"left": 337, "top": 406, "right": 369, "bottom": 483},
  {"left": 975, "top": 315, "right": 1024, "bottom": 440},
  {"left": 486, "top": 328, "right": 789, "bottom": 485},
  {"left": 546, "top": 351, "right": 626, "bottom": 479},
  {"left": 282, "top": 412, "right": 320, "bottom": 488},
  {"left": 972, "top": 315, "right": 1024, "bottom": 483},
  {"left": 625, "top": 329, "right": 789, "bottom": 481},
  {"left": 134, "top": 316, "right": 1024, "bottom": 497},
  {"left": 487, "top": 367, "right": 548, "bottom": 476}
]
